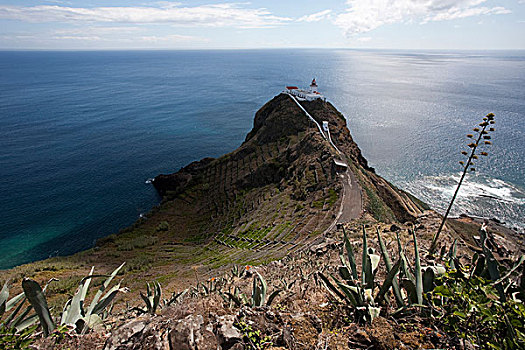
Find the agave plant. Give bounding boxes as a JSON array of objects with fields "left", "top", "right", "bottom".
[
  {"left": 22, "top": 279, "right": 55, "bottom": 336},
  {"left": 319, "top": 226, "right": 444, "bottom": 323},
  {"left": 60, "top": 263, "right": 127, "bottom": 333},
  {"left": 1, "top": 282, "right": 40, "bottom": 336},
  {"left": 163, "top": 288, "right": 187, "bottom": 308},
  {"left": 230, "top": 265, "right": 247, "bottom": 279},
  {"left": 139, "top": 281, "right": 162, "bottom": 315},
  {"left": 200, "top": 277, "right": 227, "bottom": 296},
  {"left": 318, "top": 226, "right": 399, "bottom": 323},
  {"left": 429, "top": 113, "right": 496, "bottom": 255},
  {"left": 223, "top": 272, "right": 281, "bottom": 308},
  {"left": 0, "top": 263, "right": 126, "bottom": 339}
]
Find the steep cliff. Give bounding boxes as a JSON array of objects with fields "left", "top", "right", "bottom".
[{"left": 153, "top": 93, "right": 425, "bottom": 242}]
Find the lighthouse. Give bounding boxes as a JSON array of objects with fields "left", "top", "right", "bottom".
[
  {"left": 309, "top": 78, "right": 318, "bottom": 93},
  {"left": 284, "top": 79, "right": 325, "bottom": 101}
]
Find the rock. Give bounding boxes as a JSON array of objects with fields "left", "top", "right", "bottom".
[
  {"left": 288, "top": 314, "right": 322, "bottom": 349},
  {"left": 282, "top": 324, "right": 294, "bottom": 349},
  {"left": 389, "top": 224, "right": 401, "bottom": 232},
  {"left": 104, "top": 317, "right": 167, "bottom": 350},
  {"left": 309, "top": 239, "right": 337, "bottom": 256},
  {"left": 169, "top": 315, "right": 218, "bottom": 350},
  {"left": 216, "top": 315, "right": 242, "bottom": 347},
  {"left": 367, "top": 317, "right": 397, "bottom": 350}
]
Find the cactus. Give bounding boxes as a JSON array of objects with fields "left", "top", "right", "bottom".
[{"left": 469, "top": 225, "right": 525, "bottom": 302}]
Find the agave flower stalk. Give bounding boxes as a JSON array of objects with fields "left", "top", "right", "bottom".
[{"left": 429, "top": 113, "right": 495, "bottom": 255}]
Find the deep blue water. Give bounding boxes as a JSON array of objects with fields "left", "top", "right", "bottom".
[{"left": 1, "top": 50, "right": 524, "bottom": 269}]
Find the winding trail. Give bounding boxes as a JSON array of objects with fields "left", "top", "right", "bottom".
[{"left": 286, "top": 93, "right": 363, "bottom": 233}]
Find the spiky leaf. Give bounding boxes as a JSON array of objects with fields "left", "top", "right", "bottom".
[
  {"left": 85, "top": 262, "right": 125, "bottom": 318},
  {"left": 423, "top": 268, "right": 435, "bottom": 293},
  {"left": 377, "top": 228, "right": 404, "bottom": 307},
  {"left": 21, "top": 279, "right": 55, "bottom": 336},
  {"left": 362, "top": 226, "right": 369, "bottom": 286},
  {"left": 412, "top": 230, "right": 423, "bottom": 305},
  {"left": 0, "top": 281, "right": 9, "bottom": 316},
  {"left": 376, "top": 259, "right": 402, "bottom": 303},
  {"left": 318, "top": 272, "right": 345, "bottom": 301},
  {"left": 342, "top": 227, "right": 358, "bottom": 280}
]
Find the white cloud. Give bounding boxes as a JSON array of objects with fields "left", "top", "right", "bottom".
[
  {"left": 0, "top": 3, "right": 291, "bottom": 28},
  {"left": 298, "top": 10, "right": 332, "bottom": 22},
  {"left": 335, "top": 0, "right": 511, "bottom": 36},
  {"left": 426, "top": 6, "right": 510, "bottom": 22},
  {"left": 2, "top": 26, "right": 208, "bottom": 46},
  {"left": 54, "top": 26, "right": 142, "bottom": 35},
  {"left": 138, "top": 34, "right": 208, "bottom": 43},
  {"left": 356, "top": 36, "right": 371, "bottom": 42}
]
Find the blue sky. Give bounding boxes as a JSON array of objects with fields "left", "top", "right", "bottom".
[{"left": 0, "top": 0, "right": 524, "bottom": 49}]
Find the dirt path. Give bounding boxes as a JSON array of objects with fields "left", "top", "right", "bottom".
[{"left": 338, "top": 169, "right": 363, "bottom": 223}]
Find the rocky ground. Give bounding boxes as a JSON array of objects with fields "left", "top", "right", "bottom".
[{"left": 30, "top": 209, "right": 523, "bottom": 350}]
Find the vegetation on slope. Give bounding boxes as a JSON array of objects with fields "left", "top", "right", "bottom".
[{"left": 0, "top": 99, "right": 520, "bottom": 350}]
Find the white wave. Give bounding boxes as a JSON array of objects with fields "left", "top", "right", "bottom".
[
  {"left": 412, "top": 173, "right": 525, "bottom": 204},
  {"left": 400, "top": 173, "right": 525, "bottom": 231},
  {"left": 145, "top": 178, "right": 153, "bottom": 184}
]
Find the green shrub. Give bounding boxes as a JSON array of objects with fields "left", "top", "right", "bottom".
[
  {"left": 121, "top": 255, "right": 154, "bottom": 273},
  {"left": 431, "top": 268, "right": 525, "bottom": 349},
  {"left": 0, "top": 325, "right": 36, "bottom": 349},
  {"left": 156, "top": 221, "right": 170, "bottom": 232},
  {"left": 117, "top": 235, "right": 158, "bottom": 251}
]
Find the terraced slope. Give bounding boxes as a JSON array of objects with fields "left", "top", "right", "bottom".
[{"left": 152, "top": 94, "right": 348, "bottom": 263}]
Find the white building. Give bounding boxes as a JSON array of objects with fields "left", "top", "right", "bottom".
[{"left": 285, "top": 79, "right": 326, "bottom": 101}]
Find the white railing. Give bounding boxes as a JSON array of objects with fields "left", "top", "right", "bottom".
[{"left": 286, "top": 93, "right": 327, "bottom": 140}]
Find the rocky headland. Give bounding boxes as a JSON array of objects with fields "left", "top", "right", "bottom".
[{"left": 1, "top": 93, "right": 523, "bottom": 349}]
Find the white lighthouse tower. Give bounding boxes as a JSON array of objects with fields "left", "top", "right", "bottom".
[
  {"left": 284, "top": 78, "right": 325, "bottom": 101},
  {"left": 309, "top": 78, "right": 318, "bottom": 93}
]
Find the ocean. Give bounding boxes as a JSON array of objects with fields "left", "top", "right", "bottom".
[{"left": 0, "top": 49, "right": 524, "bottom": 269}]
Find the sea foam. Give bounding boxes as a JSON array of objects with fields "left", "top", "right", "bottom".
[{"left": 401, "top": 173, "right": 525, "bottom": 231}]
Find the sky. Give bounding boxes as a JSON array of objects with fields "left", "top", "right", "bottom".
[{"left": 0, "top": 0, "right": 524, "bottom": 50}]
